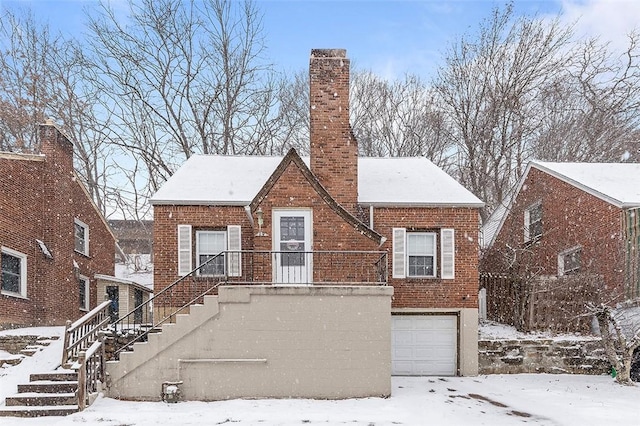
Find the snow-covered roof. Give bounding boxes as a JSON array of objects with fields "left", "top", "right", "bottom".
[
  {"left": 532, "top": 161, "right": 640, "bottom": 208},
  {"left": 358, "top": 157, "right": 483, "bottom": 206},
  {"left": 151, "top": 154, "right": 483, "bottom": 207}
]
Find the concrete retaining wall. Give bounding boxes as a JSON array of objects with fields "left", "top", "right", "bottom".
[{"left": 106, "top": 285, "right": 393, "bottom": 401}]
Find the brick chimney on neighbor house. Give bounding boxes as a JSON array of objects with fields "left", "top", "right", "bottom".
[{"left": 309, "top": 48, "right": 358, "bottom": 213}]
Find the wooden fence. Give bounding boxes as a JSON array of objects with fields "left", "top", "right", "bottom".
[{"left": 481, "top": 273, "right": 603, "bottom": 333}]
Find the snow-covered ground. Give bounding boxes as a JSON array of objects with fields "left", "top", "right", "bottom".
[{"left": 1, "top": 326, "right": 639, "bottom": 425}]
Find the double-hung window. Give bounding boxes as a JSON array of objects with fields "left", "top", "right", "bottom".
[
  {"left": 74, "top": 219, "right": 89, "bottom": 255},
  {"left": 407, "top": 233, "right": 437, "bottom": 277},
  {"left": 78, "top": 275, "right": 90, "bottom": 311},
  {"left": 196, "top": 230, "right": 227, "bottom": 276},
  {"left": 1, "top": 247, "right": 27, "bottom": 298},
  {"left": 524, "top": 202, "right": 542, "bottom": 242},
  {"left": 177, "top": 225, "right": 242, "bottom": 277},
  {"left": 392, "top": 228, "right": 455, "bottom": 279},
  {"left": 558, "top": 247, "right": 581, "bottom": 276}
]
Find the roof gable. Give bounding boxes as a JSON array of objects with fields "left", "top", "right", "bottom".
[
  {"left": 482, "top": 160, "right": 640, "bottom": 249},
  {"left": 250, "top": 148, "right": 385, "bottom": 246}
]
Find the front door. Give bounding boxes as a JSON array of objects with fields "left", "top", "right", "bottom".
[
  {"left": 106, "top": 286, "right": 119, "bottom": 323},
  {"left": 273, "top": 210, "right": 312, "bottom": 284}
]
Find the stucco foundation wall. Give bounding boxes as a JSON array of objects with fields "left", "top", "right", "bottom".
[{"left": 106, "top": 285, "right": 393, "bottom": 401}]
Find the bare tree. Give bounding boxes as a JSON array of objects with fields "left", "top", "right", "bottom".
[
  {"left": 0, "top": 7, "right": 115, "bottom": 214},
  {"left": 533, "top": 34, "right": 640, "bottom": 162},
  {"left": 0, "top": 8, "right": 60, "bottom": 151},
  {"left": 84, "top": 0, "right": 278, "bottom": 199},
  {"left": 434, "top": 3, "right": 574, "bottom": 220},
  {"left": 350, "top": 71, "right": 453, "bottom": 168}
]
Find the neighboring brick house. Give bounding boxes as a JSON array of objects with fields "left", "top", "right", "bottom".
[
  {"left": 0, "top": 121, "right": 116, "bottom": 328},
  {"left": 108, "top": 220, "right": 153, "bottom": 259},
  {"left": 150, "top": 49, "right": 483, "bottom": 376},
  {"left": 482, "top": 161, "right": 640, "bottom": 330}
]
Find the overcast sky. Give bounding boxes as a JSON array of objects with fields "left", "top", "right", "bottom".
[{"left": 2, "top": 0, "right": 639, "bottom": 79}]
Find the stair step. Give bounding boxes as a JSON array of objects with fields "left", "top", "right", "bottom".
[
  {"left": 30, "top": 371, "right": 78, "bottom": 382},
  {"left": 5, "top": 392, "right": 76, "bottom": 406},
  {"left": 20, "top": 348, "right": 38, "bottom": 356},
  {"left": 0, "top": 405, "right": 79, "bottom": 417},
  {"left": 18, "top": 380, "right": 78, "bottom": 393}
]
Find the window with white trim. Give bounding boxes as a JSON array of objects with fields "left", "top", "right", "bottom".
[
  {"left": 407, "top": 232, "right": 437, "bottom": 277},
  {"left": 74, "top": 219, "right": 89, "bottom": 255},
  {"left": 196, "top": 230, "right": 227, "bottom": 276},
  {"left": 558, "top": 246, "right": 581, "bottom": 276},
  {"left": 1, "top": 247, "right": 27, "bottom": 297},
  {"left": 177, "top": 225, "right": 242, "bottom": 277},
  {"left": 392, "top": 228, "right": 455, "bottom": 279},
  {"left": 524, "top": 202, "right": 542, "bottom": 242},
  {"left": 78, "top": 275, "right": 90, "bottom": 311}
]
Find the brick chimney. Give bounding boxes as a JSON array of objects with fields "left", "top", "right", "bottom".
[{"left": 309, "top": 49, "right": 358, "bottom": 213}]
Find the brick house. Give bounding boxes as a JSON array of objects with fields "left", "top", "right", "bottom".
[
  {"left": 482, "top": 161, "right": 640, "bottom": 330},
  {"left": 149, "top": 49, "right": 483, "bottom": 377},
  {"left": 0, "top": 121, "right": 116, "bottom": 328}
]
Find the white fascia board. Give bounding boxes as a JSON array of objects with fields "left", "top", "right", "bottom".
[{"left": 361, "top": 201, "right": 485, "bottom": 208}]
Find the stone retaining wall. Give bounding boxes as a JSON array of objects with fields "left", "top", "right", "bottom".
[
  {"left": 0, "top": 335, "right": 41, "bottom": 354},
  {"left": 479, "top": 338, "right": 610, "bottom": 375}
]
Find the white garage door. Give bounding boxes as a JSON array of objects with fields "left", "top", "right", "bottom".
[{"left": 391, "top": 315, "right": 457, "bottom": 376}]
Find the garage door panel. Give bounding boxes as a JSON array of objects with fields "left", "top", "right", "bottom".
[
  {"left": 393, "top": 318, "right": 414, "bottom": 330},
  {"left": 392, "top": 347, "right": 414, "bottom": 359},
  {"left": 391, "top": 315, "right": 457, "bottom": 376}
]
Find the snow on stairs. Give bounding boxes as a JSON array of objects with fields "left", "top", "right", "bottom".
[{"left": 0, "top": 370, "right": 79, "bottom": 417}]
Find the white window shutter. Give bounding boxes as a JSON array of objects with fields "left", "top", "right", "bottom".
[
  {"left": 524, "top": 209, "right": 530, "bottom": 242},
  {"left": 392, "top": 228, "right": 406, "bottom": 278},
  {"left": 441, "top": 228, "right": 455, "bottom": 279},
  {"left": 177, "top": 225, "right": 192, "bottom": 276},
  {"left": 227, "top": 225, "right": 242, "bottom": 277}
]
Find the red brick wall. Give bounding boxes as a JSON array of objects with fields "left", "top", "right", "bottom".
[
  {"left": 154, "top": 160, "right": 480, "bottom": 310},
  {"left": 0, "top": 124, "right": 115, "bottom": 328},
  {"left": 153, "top": 205, "right": 253, "bottom": 294},
  {"left": 374, "top": 207, "right": 480, "bottom": 309},
  {"left": 0, "top": 155, "right": 45, "bottom": 326},
  {"left": 70, "top": 179, "right": 116, "bottom": 315},
  {"left": 485, "top": 167, "right": 625, "bottom": 302},
  {"left": 309, "top": 49, "right": 358, "bottom": 214}
]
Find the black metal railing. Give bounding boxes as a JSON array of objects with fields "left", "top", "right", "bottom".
[
  {"left": 219, "top": 250, "right": 388, "bottom": 285},
  {"left": 109, "top": 252, "right": 226, "bottom": 358}
]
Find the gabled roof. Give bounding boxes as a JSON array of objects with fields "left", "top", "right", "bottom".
[
  {"left": 481, "top": 160, "right": 640, "bottom": 249},
  {"left": 249, "top": 149, "right": 385, "bottom": 246},
  {"left": 150, "top": 154, "right": 483, "bottom": 207}
]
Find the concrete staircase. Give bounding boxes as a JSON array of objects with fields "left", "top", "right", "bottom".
[
  {"left": 0, "top": 370, "right": 79, "bottom": 417},
  {"left": 106, "top": 295, "right": 221, "bottom": 398}
]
